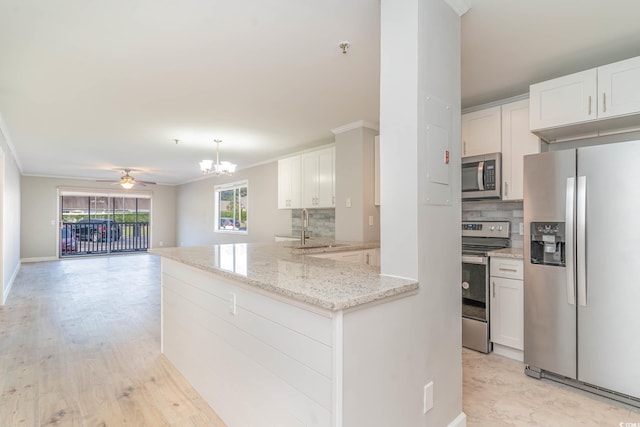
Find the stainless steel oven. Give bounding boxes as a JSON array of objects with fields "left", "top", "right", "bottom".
[
  {"left": 462, "top": 254, "right": 490, "bottom": 352},
  {"left": 461, "top": 221, "right": 511, "bottom": 353}
]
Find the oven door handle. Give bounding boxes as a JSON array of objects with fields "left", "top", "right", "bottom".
[{"left": 462, "top": 255, "right": 488, "bottom": 265}]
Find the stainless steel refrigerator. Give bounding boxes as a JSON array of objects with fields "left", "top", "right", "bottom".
[{"left": 523, "top": 140, "right": 640, "bottom": 404}]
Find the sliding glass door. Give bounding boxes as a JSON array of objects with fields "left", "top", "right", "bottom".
[{"left": 60, "top": 193, "right": 151, "bottom": 257}]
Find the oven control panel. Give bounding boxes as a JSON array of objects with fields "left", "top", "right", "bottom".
[{"left": 461, "top": 221, "right": 510, "bottom": 238}]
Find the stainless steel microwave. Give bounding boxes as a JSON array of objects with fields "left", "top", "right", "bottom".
[{"left": 462, "top": 153, "right": 501, "bottom": 200}]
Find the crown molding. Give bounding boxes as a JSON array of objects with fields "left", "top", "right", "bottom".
[{"left": 331, "top": 120, "right": 379, "bottom": 135}]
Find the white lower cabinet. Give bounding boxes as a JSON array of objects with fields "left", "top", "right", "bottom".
[
  {"left": 490, "top": 257, "right": 524, "bottom": 361},
  {"left": 362, "top": 248, "right": 380, "bottom": 267},
  {"left": 309, "top": 248, "right": 380, "bottom": 267}
]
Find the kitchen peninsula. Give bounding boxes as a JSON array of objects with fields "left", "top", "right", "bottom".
[{"left": 152, "top": 242, "right": 418, "bottom": 427}]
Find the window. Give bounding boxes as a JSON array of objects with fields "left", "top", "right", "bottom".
[{"left": 215, "top": 180, "right": 248, "bottom": 233}]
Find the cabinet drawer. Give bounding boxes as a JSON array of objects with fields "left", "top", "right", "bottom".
[{"left": 490, "top": 257, "right": 523, "bottom": 280}]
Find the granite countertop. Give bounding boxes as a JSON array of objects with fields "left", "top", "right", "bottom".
[
  {"left": 487, "top": 247, "right": 524, "bottom": 259},
  {"left": 151, "top": 242, "right": 415, "bottom": 311}
]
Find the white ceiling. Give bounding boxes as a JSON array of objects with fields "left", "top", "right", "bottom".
[{"left": 2, "top": 0, "right": 640, "bottom": 186}]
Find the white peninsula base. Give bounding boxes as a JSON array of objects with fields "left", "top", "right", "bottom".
[{"left": 160, "top": 257, "right": 418, "bottom": 427}]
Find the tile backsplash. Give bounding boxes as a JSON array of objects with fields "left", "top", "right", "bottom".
[
  {"left": 291, "top": 209, "right": 335, "bottom": 239},
  {"left": 462, "top": 200, "right": 524, "bottom": 248}
]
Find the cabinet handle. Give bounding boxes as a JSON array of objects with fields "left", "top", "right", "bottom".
[
  {"left": 492, "top": 281, "right": 496, "bottom": 298},
  {"left": 588, "top": 95, "right": 592, "bottom": 115},
  {"left": 504, "top": 182, "right": 508, "bottom": 197},
  {"left": 463, "top": 140, "right": 467, "bottom": 156},
  {"left": 365, "top": 253, "right": 370, "bottom": 264},
  {"left": 602, "top": 92, "right": 606, "bottom": 113}
]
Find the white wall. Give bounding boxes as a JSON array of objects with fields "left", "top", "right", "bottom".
[
  {"left": 176, "top": 161, "right": 291, "bottom": 246},
  {"left": 378, "top": 0, "right": 463, "bottom": 425},
  {"left": 0, "top": 127, "right": 21, "bottom": 304},
  {"left": 20, "top": 176, "right": 177, "bottom": 261},
  {"left": 334, "top": 125, "right": 380, "bottom": 242}
]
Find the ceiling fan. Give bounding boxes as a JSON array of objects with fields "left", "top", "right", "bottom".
[{"left": 96, "top": 169, "right": 157, "bottom": 190}]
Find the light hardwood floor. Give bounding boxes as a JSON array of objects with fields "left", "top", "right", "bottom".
[
  {"left": 0, "top": 254, "right": 226, "bottom": 426},
  {"left": 463, "top": 348, "right": 640, "bottom": 426},
  {"left": 3, "top": 254, "right": 639, "bottom": 426}
]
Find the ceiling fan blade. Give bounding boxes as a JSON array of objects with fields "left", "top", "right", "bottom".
[
  {"left": 135, "top": 180, "right": 157, "bottom": 185},
  {"left": 95, "top": 179, "right": 119, "bottom": 183}
]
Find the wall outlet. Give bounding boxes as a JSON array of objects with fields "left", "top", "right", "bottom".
[
  {"left": 369, "top": 215, "right": 374, "bottom": 226},
  {"left": 346, "top": 197, "right": 352, "bottom": 208},
  {"left": 423, "top": 381, "right": 434, "bottom": 414},
  {"left": 159, "top": 241, "right": 164, "bottom": 246},
  {"left": 519, "top": 222, "right": 524, "bottom": 236}
]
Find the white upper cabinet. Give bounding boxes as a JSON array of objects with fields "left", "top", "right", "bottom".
[
  {"left": 529, "top": 69, "right": 598, "bottom": 131},
  {"left": 501, "top": 99, "right": 540, "bottom": 200},
  {"left": 597, "top": 56, "right": 640, "bottom": 119},
  {"left": 461, "top": 106, "right": 501, "bottom": 157},
  {"left": 279, "top": 146, "right": 335, "bottom": 210},
  {"left": 277, "top": 155, "right": 301, "bottom": 209},
  {"left": 530, "top": 55, "right": 640, "bottom": 141},
  {"left": 302, "top": 146, "right": 335, "bottom": 208}
]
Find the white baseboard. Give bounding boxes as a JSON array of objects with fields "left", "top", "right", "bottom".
[
  {"left": 2, "top": 263, "right": 21, "bottom": 305},
  {"left": 493, "top": 343, "right": 524, "bottom": 362},
  {"left": 21, "top": 256, "right": 58, "bottom": 263},
  {"left": 448, "top": 412, "right": 467, "bottom": 427}
]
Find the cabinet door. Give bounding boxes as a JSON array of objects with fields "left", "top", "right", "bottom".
[
  {"left": 529, "top": 69, "right": 597, "bottom": 131},
  {"left": 501, "top": 99, "right": 540, "bottom": 200},
  {"left": 316, "top": 146, "right": 335, "bottom": 208},
  {"left": 362, "top": 249, "right": 379, "bottom": 267},
  {"left": 278, "top": 156, "right": 301, "bottom": 209},
  {"left": 597, "top": 56, "right": 640, "bottom": 119},
  {"left": 302, "top": 152, "right": 319, "bottom": 208},
  {"left": 302, "top": 147, "right": 335, "bottom": 209},
  {"left": 490, "top": 276, "right": 523, "bottom": 350},
  {"left": 461, "top": 106, "right": 501, "bottom": 157}
]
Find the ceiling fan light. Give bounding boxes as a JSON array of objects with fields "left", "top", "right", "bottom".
[{"left": 121, "top": 181, "right": 135, "bottom": 190}]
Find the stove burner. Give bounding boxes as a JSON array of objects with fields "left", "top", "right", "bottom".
[{"left": 461, "top": 221, "right": 512, "bottom": 255}]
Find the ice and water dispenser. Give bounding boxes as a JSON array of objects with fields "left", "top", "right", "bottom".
[{"left": 530, "top": 222, "right": 566, "bottom": 267}]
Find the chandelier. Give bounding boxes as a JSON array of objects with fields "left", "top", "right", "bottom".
[{"left": 200, "top": 139, "right": 236, "bottom": 175}]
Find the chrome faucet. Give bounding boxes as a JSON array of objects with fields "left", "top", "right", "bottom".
[{"left": 300, "top": 208, "right": 309, "bottom": 245}]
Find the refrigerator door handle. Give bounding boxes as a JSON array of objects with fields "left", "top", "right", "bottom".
[
  {"left": 565, "top": 177, "right": 576, "bottom": 305},
  {"left": 577, "top": 176, "right": 587, "bottom": 307},
  {"left": 477, "top": 161, "right": 485, "bottom": 191}
]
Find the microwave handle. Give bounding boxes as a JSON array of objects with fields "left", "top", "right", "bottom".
[{"left": 477, "top": 161, "right": 485, "bottom": 191}]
